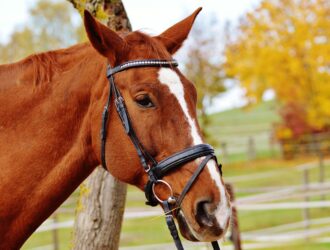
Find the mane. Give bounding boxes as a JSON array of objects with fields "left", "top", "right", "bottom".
[
  {"left": 0, "top": 43, "right": 97, "bottom": 87},
  {"left": 24, "top": 51, "right": 61, "bottom": 85},
  {"left": 29, "top": 43, "right": 97, "bottom": 86},
  {"left": 0, "top": 31, "right": 169, "bottom": 89}
]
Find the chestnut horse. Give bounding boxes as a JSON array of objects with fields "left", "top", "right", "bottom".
[{"left": 0, "top": 8, "right": 231, "bottom": 249}]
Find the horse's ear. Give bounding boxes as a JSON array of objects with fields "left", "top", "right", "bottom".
[
  {"left": 155, "top": 7, "right": 202, "bottom": 54},
  {"left": 83, "top": 10, "right": 126, "bottom": 64}
]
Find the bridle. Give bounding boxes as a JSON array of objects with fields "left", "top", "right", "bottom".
[{"left": 101, "top": 59, "right": 222, "bottom": 250}]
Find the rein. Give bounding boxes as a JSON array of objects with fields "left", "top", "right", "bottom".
[{"left": 101, "top": 59, "right": 221, "bottom": 250}]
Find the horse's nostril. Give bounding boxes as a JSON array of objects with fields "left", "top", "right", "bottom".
[{"left": 195, "top": 200, "right": 215, "bottom": 228}]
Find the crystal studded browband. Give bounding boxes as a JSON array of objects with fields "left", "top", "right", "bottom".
[{"left": 106, "top": 59, "right": 178, "bottom": 77}]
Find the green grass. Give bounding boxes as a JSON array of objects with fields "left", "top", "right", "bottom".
[
  {"left": 121, "top": 217, "right": 171, "bottom": 246},
  {"left": 260, "top": 242, "right": 330, "bottom": 250},
  {"left": 209, "top": 100, "right": 280, "bottom": 126},
  {"left": 207, "top": 100, "right": 281, "bottom": 163},
  {"left": 238, "top": 207, "right": 330, "bottom": 232},
  {"left": 22, "top": 228, "right": 73, "bottom": 249}
]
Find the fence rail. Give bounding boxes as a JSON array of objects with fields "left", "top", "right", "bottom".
[{"left": 27, "top": 157, "right": 329, "bottom": 250}]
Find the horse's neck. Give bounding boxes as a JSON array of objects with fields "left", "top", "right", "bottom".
[{"left": 0, "top": 43, "right": 105, "bottom": 248}]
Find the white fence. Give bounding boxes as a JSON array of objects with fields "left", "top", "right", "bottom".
[{"left": 27, "top": 158, "right": 329, "bottom": 250}]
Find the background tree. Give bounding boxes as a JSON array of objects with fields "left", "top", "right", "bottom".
[
  {"left": 67, "top": 0, "right": 131, "bottom": 31},
  {"left": 183, "top": 16, "right": 226, "bottom": 142},
  {"left": 225, "top": 0, "right": 330, "bottom": 132},
  {"left": 67, "top": 1, "right": 131, "bottom": 249},
  {"left": 0, "top": 0, "right": 80, "bottom": 63}
]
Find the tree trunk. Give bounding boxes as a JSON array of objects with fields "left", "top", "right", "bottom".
[
  {"left": 67, "top": 0, "right": 131, "bottom": 32},
  {"left": 69, "top": 1, "right": 132, "bottom": 249},
  {"left": 72, "top": 169, "right": 127, "bottom": 249}
]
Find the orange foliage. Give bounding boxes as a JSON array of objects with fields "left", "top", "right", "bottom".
[{"left": 225, "top": 0, "right": 330, "bottom": 130}]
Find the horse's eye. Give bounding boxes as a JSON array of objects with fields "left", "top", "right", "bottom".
[{"left": 135, "top": 94, "right": 154, "bottom": 108}]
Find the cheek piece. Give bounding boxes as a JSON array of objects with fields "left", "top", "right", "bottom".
[{"left": 101, "top": 59, "right": 223, "bottom": 250}]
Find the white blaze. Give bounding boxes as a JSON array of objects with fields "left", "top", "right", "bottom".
[{"left": 158, "top": 68, "right": 230, "bottom": 230}]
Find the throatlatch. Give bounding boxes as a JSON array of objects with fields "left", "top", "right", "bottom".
[{"left": 101, "top": 59, "right": 222, "bottom": 250}]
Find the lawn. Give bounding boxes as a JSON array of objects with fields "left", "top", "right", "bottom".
[{"left": 206, "top": 100, "right": 281, "bottom": 161}]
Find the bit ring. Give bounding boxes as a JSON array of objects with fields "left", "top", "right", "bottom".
[{"left": 152, "top": 180, "right": 175, "bottom": 203}]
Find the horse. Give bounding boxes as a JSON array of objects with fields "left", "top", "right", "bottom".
[{"left": 0, "top": 8, "right": 231, "bottom": 249}]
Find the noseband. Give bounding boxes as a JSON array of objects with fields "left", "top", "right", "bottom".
[{"left": 101, "top": 59, "right": 222, "bottom": 250}]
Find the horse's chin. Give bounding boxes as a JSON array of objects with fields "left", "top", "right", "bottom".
[
  {"left": 176, "top": 211, "right": 199, "bottom": 241},
  {"left": 176, "top": 210, "right": 228, "bottom": 242}
]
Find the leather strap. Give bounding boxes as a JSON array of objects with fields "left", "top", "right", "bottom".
[
  {"left": 111, "top": 78, "right": 157, "bottom": 172},
  {"left": 175, "top": 154, "right": 214, "bottom": 209},
  {"left": 151, "top": 144, "right": 214, "bottom": 178},
  {"left": 100, "top": 74, "right": 114, "bottom": 169},
  {"left": 212, "top": 241, "right": 221, "bottom": 250},
  {"left": 163, "top": 201, "right": 184, "bottom": 250},
  {"left": 144, "top": 148, "right": 217, "bottom": 207}
]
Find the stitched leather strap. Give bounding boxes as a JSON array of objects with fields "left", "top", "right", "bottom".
[
  {"left": 175, "top": 154, "right": 214, "bottom": 209},
  {"left": 163, "top": 201, "right": 184, "bottom": 250},
  {"left": 151, "top": 144, "right": 214, "bottom": 178},
  {"left": 144, "top": 144, "right": 216, "bottom": 207},
  {"left": 100, "top": 75, "right": 114, "bottom": 169}
]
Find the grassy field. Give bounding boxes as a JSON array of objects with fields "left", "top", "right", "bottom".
[
  {"left": 207, "top": 100, "right": 281, "bottom": 162},
  {"left": 21, "top": 102, "right": 330, "bottom": 249}
]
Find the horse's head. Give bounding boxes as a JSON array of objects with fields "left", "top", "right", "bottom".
[{"left": 84, "top": 8, "right": 231, "bottom": 242}]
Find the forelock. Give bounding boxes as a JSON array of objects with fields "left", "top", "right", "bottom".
[{"left": 124, "top": 31, "right": 171, "bottom": 59}]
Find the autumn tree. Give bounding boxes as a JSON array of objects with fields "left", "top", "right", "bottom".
[
  {"left": 184, "top": 16, "right": 225, "bottom": 141},
  {"left": 225, "top": 0, "right": 330, "bottom": 131},
  {"left": 67, "top": 0, "right": 131, "bottom": 31},
  {"left": 0, "top": 0, "right": 80, "bottom": 63},
  {"left": 67, "top": 1, "right": 131, "bottom": 249}
]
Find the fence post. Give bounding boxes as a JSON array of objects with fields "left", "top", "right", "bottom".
[
  {"left": 225, "top": 183, "right": 242, "bottom": 250},
  {"left": 318, "top": 150, "right": 325, "bottom": 201},
  {"left": 247, "top": 136, "right": 256, "bottom": 161},
  {"left": 302, "top": 169, "right": 310, "bottom": 232},
  {"left": 269, "top": 135, "right": 275, "bottom": 157},
  {"left": 221, "top": 142, "right": 228, "bottom": 164},
  {"left": 52, "top": 212, "right": 59, "bottom": 250}
]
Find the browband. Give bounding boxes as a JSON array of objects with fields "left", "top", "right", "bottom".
[{"left": 107, "top": 59, "right": 178, "bottom": 77}]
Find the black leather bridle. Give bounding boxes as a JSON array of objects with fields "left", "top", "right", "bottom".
[{"left": 101, "top": 59, "right": 222, "bottom": 250}]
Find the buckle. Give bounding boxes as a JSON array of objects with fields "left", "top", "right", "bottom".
[{"left": 145, "top": 164, "right": 151, "bottom": 173}]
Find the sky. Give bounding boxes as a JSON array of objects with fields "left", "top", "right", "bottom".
[
  {"left": 0, "top": 0, "right": 263, "bottom": 112},
  {"left": 0, "top": 0, "right": 262, "bottom": 41}
]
